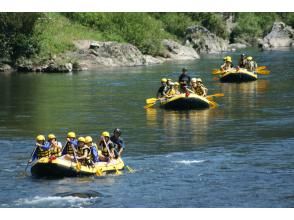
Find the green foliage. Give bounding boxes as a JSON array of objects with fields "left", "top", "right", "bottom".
[
  {"left": 153, "top": 13, "right": 194, "bottom": 38},
  {"left": 231, "top": 13, "right": 278, "bottom": 44},
  {"left": 277, "top": 12, "right": 294, "bottom": 27},
  {"left": 34, "top": 13, "right": 104, "bottom": 58},
  {"left": 0, "top": 13, "right": 41, "bottom": 61},
  {"left": 187, "top": 13, "right": 229, "bottom": 39},
  {"left": 64, "top": 12, "right": 169, "bottom": 55}
]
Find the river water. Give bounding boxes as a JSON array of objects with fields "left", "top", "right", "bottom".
[{"left": 0, "top": 49, "right": 293, "bottom": 207}]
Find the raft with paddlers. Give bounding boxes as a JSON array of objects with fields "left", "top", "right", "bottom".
[
  {"left": 219, "top": 68, "right": 258, "bottom": 83},
  {"left": 159, "top": 93, "right": 212, "bottom": 110},
  {"left": 31, "top": 156, "right": 125, "bottom": 177},
  {"left": 212, "top": 67, "right": 270, "bottom": 83}
]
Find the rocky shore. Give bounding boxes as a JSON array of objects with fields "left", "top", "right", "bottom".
[{"left": 1, "top": 22, "right": 293, "bottom": 73}]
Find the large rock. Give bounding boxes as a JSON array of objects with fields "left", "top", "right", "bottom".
[
  {"left": 184, "top": 25, "right": 229, "bottom": 54},
  {"left": 228, "top": 43, "right": 247, "bottom": 51},
  {"left": 161, "top": 39, "right": 200, "bottom": 60},
  {"left": 72, "top": 40, "right": 163, "bottom": 68},
  {"left": 0, "top": 64, "right": 12, "bottom": 72},
  {"left": 259, "top": 22, "right": 294, "bottom": 50}
]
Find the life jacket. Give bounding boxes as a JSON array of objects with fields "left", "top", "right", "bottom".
[
  {"left": 167, "top": 88, "right": 176, "bottom": 96},
  {"left": 50, "top": 142, "right": 62, "bottom": 157},
  {"left": 63, "top": 140, "right": 77, "bottom": 156},
  {"left": 100, "top": 140, "right": 114, "bottom": 157},
  {"left": 192, "top": 85, "right": 204, "bottom": 96},
  {"left": 221, "top": 62, "right": 232, "bottom": 71},
  {"left": 77, "top": 145, "right": 90, "bottom": 158},
  {"left": 36, "top": 143, "right": 51, "bottom": 159}
]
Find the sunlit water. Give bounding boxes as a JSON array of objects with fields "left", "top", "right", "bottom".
[{"left": 0, "top": 49, "right": 293, "bottom": 207}]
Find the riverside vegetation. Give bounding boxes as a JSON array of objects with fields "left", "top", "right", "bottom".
[{"left": 0, "top": 12, "right": 293, "bottom": 72}]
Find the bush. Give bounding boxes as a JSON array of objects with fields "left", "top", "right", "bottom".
[{"left": 0, "top": 13, "right": 41, "bottom": 62}]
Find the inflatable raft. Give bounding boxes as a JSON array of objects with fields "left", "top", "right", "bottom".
[
  {"left": 31, "top": 156, "right": 125, "bottom": 177},
  {"left": 160, "top": 93, "right": 210, "bottom": 110},
  {"left": 220, "top": 69, "right": 257, "bottom": 83}
]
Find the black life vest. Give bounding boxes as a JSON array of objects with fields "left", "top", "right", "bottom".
[{"left": 36, "top": 146, "right": 50, "bottom": 159}]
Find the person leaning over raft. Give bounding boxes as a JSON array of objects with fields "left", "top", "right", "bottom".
[
  {"left": 245, "top": 56, "right": 258, "bottom": 72},
  {"left": 178, "top": 68, "right": 191, "bottom": 90},
  {"left": 220, "top": 56, "right": 234, "bottom": 71},
  {"left": 110, "top": 128, "right": 125, "bottom": 159},
  {"left": 85, "top": 136, "right": 99, "bottom": 164},
  {"left": 98, "top": 131, "right": 115, "bottom": 162},
  {"left": 62, "top": 131, "right": 78, "bottom": 156},
  {"left": 29, "top": 135, "right": 51, "bottom": 163},
  {"left": 156, "top": 78, "right": 169, "bottom": 99},
  {"left": 48, "top": 133, "right": 62, "bottom": 157}
]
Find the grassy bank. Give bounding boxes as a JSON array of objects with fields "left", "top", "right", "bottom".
[{"left": 0, "top": 12, "right": 293, "bottom": 64}]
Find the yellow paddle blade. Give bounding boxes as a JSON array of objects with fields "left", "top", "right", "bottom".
[
  {"left": 256, "top": 69, "right": 270, "bottom": 74},
  {"left": 115, "top": 167, "right": 122, "bottom": 175},
  {"left": 212, "top": 69, "right": 222, "bottom": 75},
  {"left": 206, "top": 96, "right": 213, "bottom": 101},
  {"left": 207, "top": 93, "right": 224, "bottom": 98},
  {"left": 146, "top": 98, "right": 158, "bottom": 104},
  {"left": 126, "top": 165, "right": 135, "bottom": 173},
  {"left": 144, "top": 103, "right": 156, "bottom": 109},
  {"left": 96, "top": 168, "right": 103, "bottom": 176},
  {"left": 256, "top": 66, "right": 267, "bottom": 71},
  {"left": 209, "top": 100, "right": 218, "bottom": 108},
  {"left": 76, "top": 162, "right": 81, "bottom": 171}
]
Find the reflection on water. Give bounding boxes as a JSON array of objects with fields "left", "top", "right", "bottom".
[{"left": 146, "top": 108, "right": 222, "bottom": 146}]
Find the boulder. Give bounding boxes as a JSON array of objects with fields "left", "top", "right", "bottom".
[
  {"left": 0, "top": 64, "right": 12, "bottom": 72},
  {"left": 184, "top": 25, "right": 229, "bottom": 54},
  {"left": 71, "top": 40, "right": 163, "bottom": 68},
  {"left": 228, "top": 43, "right": 247, "bottom": 51},
  {"left": 161, "top": 39, "right": 200, "bottom": 60},
  {"left": 42, "top": 62, "right": 73, "bottom": 73},
  {"left": 259, "top": 22, "right": 294, "bottom": 50}
]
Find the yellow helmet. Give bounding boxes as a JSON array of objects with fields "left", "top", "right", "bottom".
[
  {"left": 247, "top": 56, "right": 253, "bottom": 61},
  {"left": 85, "top": 136, "right": 93, "bottom": 144},
  {"left": 48, "top": 133, "right": 56, "bottom": 140},
  {"left": 197, "top": 78, "right": 203, "bottom": 83},
  {"left": 101, "top": 131, "right": 110, "bottom": 137},
  {"left": 161, "top": 78, "right": 167, "bottom": 83},
  {"left": 78, "top": 137, "right": 85, "bottom": 143},
  {"left": 36, "top": 135, "right": 45, "bottom": 141},
  {"left": 225, "top": 56, "right": 232, "bottom": 62},
  {"left": 191, "top": 78, "right": 197, "bottom": 83},
  {"left": 174, "top": 82, "right": 179, "bottom": 86},
  {"left": 67, "top": 131, "right": 76, "bottom": 138}
]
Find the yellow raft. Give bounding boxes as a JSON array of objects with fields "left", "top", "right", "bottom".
[
  {"left": 160, "top": 93, "right": 210, "bottom": 110},
  {"left": 31, "top": 157, "right": 125, "bottom": 177},
  {"left": 220, "top": 68, "right": 257, "bottom": 83}
]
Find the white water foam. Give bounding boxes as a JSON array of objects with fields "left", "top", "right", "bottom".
[
  {"left": 174, "top": 160, "right": 206, "bottom": 165},
  {"left": 15, "top": 195, "right": 95, "bottom": 207}
]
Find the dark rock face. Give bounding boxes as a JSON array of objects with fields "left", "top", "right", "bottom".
[
  {"left": 259, "top": 22, "right": 294, "bottom": 50},
  {"left": 184, "top": 25, "right": 229, "bottom": 54}
]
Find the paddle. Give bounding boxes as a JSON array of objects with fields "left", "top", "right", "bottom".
[
  {"left": 256, "top": 66, "right": 266, "bottom": 70},
  {"left": 102, "top": 137, "right": 122, "bottom": 175},
  {"left": 206, "top": 93, "right": 224, "bottom": 99},
  {"left": 24, "top": 145, "right": 39, "bottom": 174},
  {"left": 212, "top": 69, "right": 223, "bottom": 75},
  {"left": 208, "top": 100, "right": 218, "bottom": 108},
  {"left": 72, "top": 144, "right": 81, "bottom": 171},
  {"left": 255, "top": 69, "right": 270, "bottom": 74},
  {"left": 144, "top": 103, "right": 157, "bottom": 109},
  {"left": 146, "top": 98, "right": 159, "bottom": 104}
]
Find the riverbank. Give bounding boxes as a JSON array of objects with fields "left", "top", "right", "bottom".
[{"left": 0, "top": 13, "right": 293, "bottom": 73}]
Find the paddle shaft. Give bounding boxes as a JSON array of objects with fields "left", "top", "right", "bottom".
[{"left": 25, "top": 145, "right": 38, "bottom": 173}]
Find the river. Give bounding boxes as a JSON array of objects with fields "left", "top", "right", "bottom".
[{"left": 0, "top": 49, "right": 293, "bottom": 207}]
